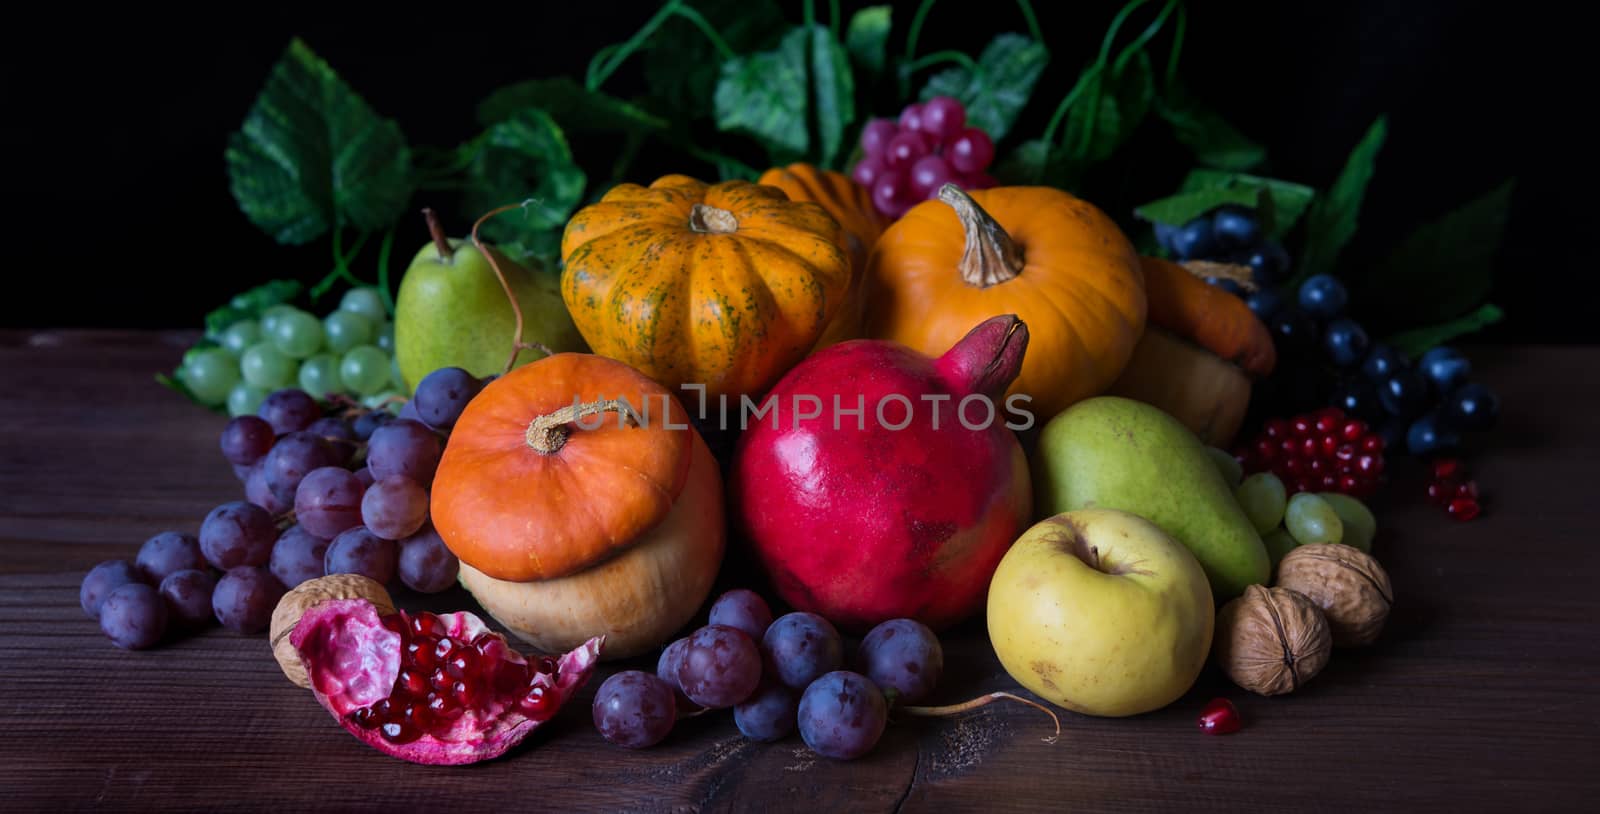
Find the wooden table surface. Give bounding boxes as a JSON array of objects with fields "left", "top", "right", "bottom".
[{"left": 3, "top": 330, "right": 1598, "bottom": 812}]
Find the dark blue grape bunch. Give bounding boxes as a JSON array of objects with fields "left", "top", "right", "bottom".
[{"left": 1330, "top": 342, "right": 1500, "bottom": 457}]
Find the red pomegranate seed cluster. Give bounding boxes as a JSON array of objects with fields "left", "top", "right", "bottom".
[
  {"left": 1234, "top": 407, "right": 1385, "bottom": 498},
  {"left": 1427, "top": 458, "right": 1483, "bottom": 521},
  {"left": 351, "top": 612, "right": 558, "bottom": 744}
]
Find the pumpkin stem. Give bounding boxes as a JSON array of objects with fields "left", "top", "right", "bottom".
[
  {"left": 525, "top": 398, "right": 637, "bottom": 455},
  {"left": 688, "top": 203, "right": 738, "bottom": 234},
  {"left": 938, "top": 184, "right": 1024, "bottom": 288},
  {"left": 898, "top": 691, "right": 1062, "bottom": 744},
  {"left": 423, "top": 208, "right": 453, "bottom": 261}
]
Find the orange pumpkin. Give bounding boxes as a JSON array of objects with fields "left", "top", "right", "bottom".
[
  {"left": 867, "top": 184, "right": 1147, "bottom": 421},
  {"left": 561, "top": 175, "right": 850, "bottom": 400},
  {"left": 431, "top": 352, "right": 724, "bottom": 658},
  {"left": 758, "top": 164, "right": 887, "bottom": 348},
  {"left": 1109, "top": 257, "right": 1277, "bottom": 446}
]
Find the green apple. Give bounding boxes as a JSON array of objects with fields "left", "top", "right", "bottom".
[
  {"left": 394, "top": 220, "right": 583, "bottom": 391},
  {"left": 988, "top": 508, "right": 1214, "bottom": 717}
]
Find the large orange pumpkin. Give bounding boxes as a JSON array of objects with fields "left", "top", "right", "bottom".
[
  {"left": 757, "top": 164, "right": 887, "bottom": 349},
  {"left": 867, "top": 184, "right": 1147, "bottom": 421},
  {"left": 561, "top": 175, "right": 850, "bottom": 400},
  {"left": 431, "top": 352, "right": 724, "bottom": 658}
]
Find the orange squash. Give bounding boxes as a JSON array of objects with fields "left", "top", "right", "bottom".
[
  {"left": 1108, "top": 256, "right": 1277, "bottom": 447},
  {"left": 561, "top": 175, "right": 850, "bottom": 400},
  {"left": 757, "top": 164, "right": 887, "bottom": 349},
  {"left": 431, "top": 352, "right": 724, "bottom": 658},
  {"left": 867, "top": 184, "right": 1146, "bottom": 421}
]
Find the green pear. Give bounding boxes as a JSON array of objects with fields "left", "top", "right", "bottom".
[
  {"left": 395, "top": 218, "right": 583, "bottom": 391},
  {"left": 1033, "top": 396, "right": 1270, "bottom": 600}
]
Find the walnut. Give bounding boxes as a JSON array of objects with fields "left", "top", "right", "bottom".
[
  {"left": 1214, "top": 584, "right": 1332, "bottom": 696},
  {"left": 1276, "top": 543, "right": 1393, "bottom": 647},
  {"left": 269, "top": 575, "right": 396, "bottom": 688}
]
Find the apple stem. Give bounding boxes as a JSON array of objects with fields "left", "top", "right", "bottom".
[
  {"left": 898, "top": 691, "right": 1062, "bottom": 744},
  {"left": 470, "top": 203, "right": 558, "bottom": 376},
  {"left": 422, "top": 208, "right": 454, "bottom": 261}
]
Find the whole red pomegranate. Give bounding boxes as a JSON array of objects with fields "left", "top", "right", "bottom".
[{"left": 732, "top": 315, "right": 1032, "bottom": 632}]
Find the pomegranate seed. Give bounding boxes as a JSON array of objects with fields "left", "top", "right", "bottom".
[
  {"left": 409, "top": 613, "right": 440, "bottom": 638},
  {"left": 1283, "top": 457, "right": 1305, "bottom": 476},
  {"left": 1321, "top": 474, "right": 1339, "bottom": 490},
  {"left": 537, "top": 656, "right": 558, "bottom": 675},
  {"left": 1299, "top": 438, "right": 1319, "bottom": 458},
  {"left": 1455, "top": 480, "right": 1480, "bottom": 500},
  {"left": 1361, "top": 435, "right": 1384, "bottom": 454},
  {"left": 1197, "top": 698, "right": 1241, "bottom": 735},
  {"left": 380, "top": 720, "right": 421, "bottom": 744},
  {"left": 1290, "top": 417, "right": 1312, "bottom": 436},
  {"left": 1315, "top": 407, "right": 1345, "bottom": 422},
  {"left": 1355, "top": 454, "right": 1382, "bottom": 476},
  {"left": 353, "top": 706, "right": 381, "bottom": 729},
  {"left": 1432, "top": 458, "right": 1465, "bottom": 481},
  {"left": 397, "top": 669, "right": 427, "bottom": 698},
  {"left": 1338, "top": 475, "right": 1361, "bottom": 493},
  {"left": 1447, "top": 497, "right": 1482, "bottom": 521},
  {"left": 381, "top": 614, "right": 405, "bottom": 634},
  {"left": 1294, "top": 477, "right": 1316, "bottom": 494},
  {"left": 1314, "top": 414, "right": 1339, "bottom": 434},
  {"left": 434, "top": 637, "right": 458, "bottom": 661},
  {"left": 453, "top": 680, "right": 482, "bottom": 707},
  {"left": 446, "top": 650, "right": 478, "bottom": 680},
  {"left": 1307, "top": 458, "right": 1326, "bottom": 475},
  {"left": 1426, "top": 480, "right": 1456, "bottom": 505},
  {"left": 430, "top": 668, "right": 452, "bottom": 692},
  {"left": 1340, "top": 420, "right": 1367, "bottom": 441},
  {"left": 1280, "top": 438, "right": 1298, "bottom": 457},
  {"left": 520, "top": 685, "right": 550, "bottom": 717},
  {"left": 1334, "top": 443, "right": 1357, "bottom": 463},
  {"left": 1265, "top": 419, "right": 1290, "bottom": 439},
  {"left": 426, "top": 692, "right": 463, "bottom": 720},
  {"left": 1320, "top": 434, "right": 1340, "bottom": 456}
]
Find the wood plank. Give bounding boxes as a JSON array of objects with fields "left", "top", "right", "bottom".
[{"left": 2, "top": 331, "right": 1598, "bottom": 811}]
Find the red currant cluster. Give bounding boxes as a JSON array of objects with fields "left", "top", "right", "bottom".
[
  {"left": 1234, "top": 407, "right": 1386, "bottom": 498},
  {"left": 851, "top": 96, "right": 996, "bottom": 219},
  {"left": 1426, "top": 458, "right": 1483, "bottom": 521}
]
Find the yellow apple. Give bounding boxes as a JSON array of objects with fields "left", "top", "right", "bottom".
[{"left": 987, "top": 508, "right": 1214, "bottom": 717}]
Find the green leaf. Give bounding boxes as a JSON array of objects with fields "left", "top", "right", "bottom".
[
  {"left": 920, "top": 33, "right": 1049, "bottom": 142},
  {"left": 809, "top": 25, "right": 856, "bottom": 168},
  {"left": 1155, "top": 85, "right": 1266, "bottom": 171},
  {"left": 993, "top": 138, "right": 1073, "bottom": 187},
  {"left": 461, "top": 109, "right": 587, "bottom": 245},
  {"left": 1180, "top": 170, "right": 1316, "bottom": 238},
  {"left": 1297, "top": 116, "right": 1388, "bottom": 282},
  {"left": 1058, "top": 51, "right": 1154, "bottom": 164},
  {"left": 477, "top": 78, "right": 667, "bottom": 134},
  {"left": 714, "top": 26, "right": 810, "bottom": 160},
  {"left": 226, "top": 39, "right": 413, "bottom": 245},
  {"left": 1134, "top": 187, "right": 1262, "bottom": 227},
  {"left": 1362, "top": 179, "right": 1516, "bottom": 324},
  {"left": 845, "top": 6, "right": 891, "bottom": 78},
  {"left": 1383, "top": 304, "right": 1505, "bottom": 357},
  {"left": 644, "top": 0, "right": 787, "bottom": 120}
]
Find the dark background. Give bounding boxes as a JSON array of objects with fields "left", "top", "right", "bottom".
[{"left": 0, "top": 2, "right": 1575, "bottom": 340}]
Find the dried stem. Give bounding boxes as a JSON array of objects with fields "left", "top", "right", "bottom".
[
  {"left": 423, "top": 208, "right": 453, "bottom": 260},
  {"left": 470, "top": 203, "right": 557, "bottom": 376},
  {"left": 524, "top": 398, "right": 637, "bottom": 455},
  {"left": 899, "top": 691, "right": 1062, "bottom": 744}
]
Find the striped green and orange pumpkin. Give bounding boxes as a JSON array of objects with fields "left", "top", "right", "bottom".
[{"left": 560, "top": 175, "right": 850, "bottom": 400}]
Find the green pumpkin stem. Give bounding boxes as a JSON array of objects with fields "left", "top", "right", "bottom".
[{"left": 938, "top": 184, "right": 1024, "bottom": 289}]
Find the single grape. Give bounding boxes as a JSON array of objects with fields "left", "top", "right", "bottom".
[
  {"left": 797, "top": 671, "right": 887, "bottom": 761},
  {"left": 1318, "top": 493, "right": 1376, "bottom": 552},
  {"left": 325, "top": 527, "right": 399, "bottom": 585},
  {"left": 852, "top": 155, "right": 885, "bottom": 189},
  {"left": 413, "top": 367, "right": 482, "bottom": 430},
  {"left": 340, "top": 345, "right": 392, "bottom": 396},
  {"left": 1211, "top": 205, "right": 1261, "bottom": 249},
  {"left": 322, "top": 309, "right": 376, "bottom": 355},
  {"left": 261, "top": 431, "right": 341, "bottom": 504},
  {"left": 220, "top": 319, "right": 261, "bottom": 355},
  {"left": 707, "top": 589, "right": 773, "bottom": 642},
  {"left": 367, "top": 419, "right": 443, "bottom": 486},
  {"left": 1285, "top": 493, "right": 1344, "bottom": 545},
  {"left": 857, "top": 618, "right": 943, "bottom": 703},
  {"left": 298, "top": 354, "right": 343, "bottom": 399},
  {"left": 270, "top": 525, "right": 330, "bottom": 589},
  {"left": 159, "top": 569, "right": 218, "bottom": 628},
  {"left": 136, "top": 531, "right": 205, "bottom": 584},
  {"left": 1244, "top": 241, "right": 1291, "bottom": 284},
  {"left": 1170, "top": 218, "right": 1218, "bottom": 260},
  {"left": 897, "top": 103, "right": 924, "bottom": 132},
  {"left": 199, "top": 501, "right": 277, "bottom": 570},
  {"left": 397, "top": 398, "right": 421, "bottom": 420},
  {"left": 100, "top": 583, "right": 168, "bottom": 649},
  {"left": 1361, "top": 344, "right": 1408, "bottom": 381},
  {"left": 81, "top": 560, "right": 143, "bottom": 620},
  {"left": 362, "top": 475, "right": 429, "bottom": 540},
  {"left": 734, "top": 681, "right": 797, "bottom": 742},
  {"left": 1261, "top": 528, "right": 1299, "bottom": 566},
  {"left": 181, "top": 347, "right": 240, "bottom": 406},
  {"left": 908, "top": 154, "right": 954, "bottom": 199},
  {"left": 871, "top": 170, "right": 914, "bottom": 219},
  {"left": 763, "top": 612, "right": 843, "bottom": 690},
  {"left": 1236, "top": 472, "right": 1289, "bottom": 534},
  {"left": 245, "top": 464, "right": 292, "bottom": 515},
  {"left": 859, "top": 118, "right": 897, "bottom": 157},
  {"left": 919, "top": 95, "right": 966, "bottom": 139},
  {"left": 211, "top": 566, "right": 286, "bottom": 634},
  {"left": 1441, "top": 382, "right": 1499, "bottom": 431},
  {"left": 1377, "top": 369, "right": 1430, "bottom": 419},
  {"left": 270, "top": 308, "right": 325, "bottom": 360},
  {"left": 258, "top": 304, "right": 297, "bottom": 338},
  {"left": 592, "top": 671, "right": 677, "bottom": 749},
  {"left": 220, "top": 415, "right": 275, "bottom": 466},
  {"left": 1206, "top": 447, "right": 1243, "bottom": 486},
  {"left": 240, "top": 343, "right": 297, "bottom": 389},
  {"left": 305, "top": 416, "right": 356, "bottom": 446},
  {"left": 1297, "top": 274, "right": 1349, "bottom": 317},
  {"left": 884, "top": 131, "right": 930, "bottom": 170},
  {"left": 339, "top": 287, "right": 388, "bottom": 323},
  {"left": 1324, "top": 319, "right": 1371, "bottom": 368},
  {"left": 678, "top": 625, "right": 763, "bottom": 708},
  {"left": 352, "top": 409, "right": 395, "bottom": 441},
  {"left": 1417, "top": 346, "right": 1471, "bottom": 394},
  {"left": 397, "top": 525, "right": 459, "bottom": 593},
  {"left": 295, "top": 466, "right": 366, "bottom": 539},
  {"left": 1406, "top": 411, "right": 1460, "bottom": 456},
  {"left": 232, "top": 462, "right": 255, "bottom": 483},
  {"left": 226, "top": 383, "right": 269, "bottom": 418},
  {"left": 1245, "top": 287, "right": 1284, "bottom": 321},
  {"left": 375, "top": 322, "right": 395, "bottom": 353},
  {"left": 656, "top": 638, "right": 689, "bottom": 691},
  {"left": 946, "top": 128, "right": 994, "bottom": 173},
  {"left": 258, "top": 388, "right": 320, "bottom": 434}
]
